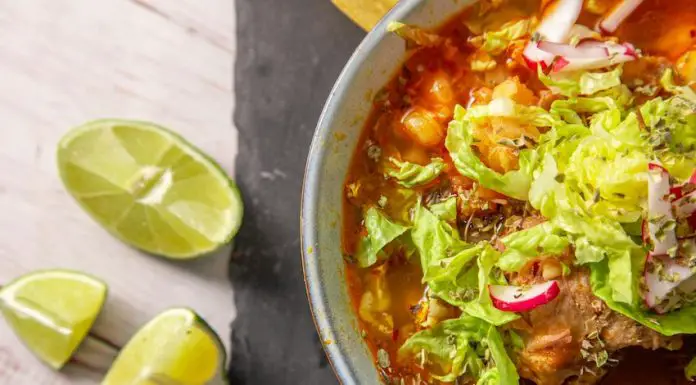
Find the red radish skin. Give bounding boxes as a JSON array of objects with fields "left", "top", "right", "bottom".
[
  {"left": 551, "top": 57, "right": 570, "bottom": 72},
  {"left": 528, "top": 40, "right": 637, "bottom": 73},
  {"left": 622, "top": 42, "right": 639, "bottom": 58},
  {"left": 489, "top": 281, "right": 560, "bottom": 312},
  {"left": 674, "top": 191, "right": 696, "bottom": 219},
  {"left": 667, "top": 170, "right": 696, "bottom": 200},
  {"left": 523, "top": 43, "right": 555, "bottom": 71},
  {"left": 670, "top": 186, "right": 684, "bottom": 200},
  {"left": 599, "top": 0, "right": 645, "bottom": 34},
  {"left": 641, "top": 219, "right": 650, "bottom": 245},
  {"left": 689, "top": 214, "right": 696, "bottom": 231},
  {"left": 648, "top": 162, "right": 669, "bottom": 173}
]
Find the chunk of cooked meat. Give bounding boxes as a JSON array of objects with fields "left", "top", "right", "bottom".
[
  {"left": 600, "top": 313, "right": 682, "bottom": 352},
  {"left": 510, "top": 269, "right": 682, "bottom": 385}
]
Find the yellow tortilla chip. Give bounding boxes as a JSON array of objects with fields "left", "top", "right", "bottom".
[{"left": 332, "top": 0, "right": 399, "bottom": 31}]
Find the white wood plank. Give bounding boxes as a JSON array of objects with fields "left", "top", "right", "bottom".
[
  {"left": 0, "top": 0, "right": 237, "bottom": 382},
  {"left": 133, "top": 0, "right": 236, "bottom": 52}
]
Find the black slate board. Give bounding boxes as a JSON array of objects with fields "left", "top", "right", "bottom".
[{"left": 230, "top": 0, "right": 365, "bottom": 383}]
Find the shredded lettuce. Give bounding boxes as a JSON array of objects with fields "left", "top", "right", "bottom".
[
  {"left": 565, "top": 138, "right": 649, "bottom": 223},
  {"left": 355, "top": 207, "right": 410, "bottom": 267},
  {"left": 428, "top": 196, "right": 457, "bottom": 222},
  {"left": 397, "top": 316, "right": 486, "bottom": 382},
  {"left": 411, "top": 203, "right": 480, "bottom": 305},
  {"left": 464, "top": 98, "right": 559, "bottom": 127},
  {"left": 411, "top": 203, "right": 517, "bottom": 325},
  {"left": 686, "top": 357, "right": 696, "bottom": 381},
  {"left": 550, "top": 96, "right": 619, "bottom": 120},
  {"left": 660, "top": 68, "right": 696, "bottom": 103},
  {"left": 446, "top": 104, "right": 541, "bottom": 200},
  {"left": 539, "top": 67, "right": 622, "bottom": 97},
  {"left": 463, "top": 244, "right": 519, "bottom": 326},
  {"left": 399, "top": 316, "right": 518, "bottom": 384},
  {"left": 387, "top": 21, "right": 442, "bottom": 49},
  {"left": 482, "top": 325, "right": 520, "bottom": 385},
  {"left": 524, "top": 68, "right": 695, "bottom": 307},
  {"left": 472, "top": 19, "right": 530, "bottom": 56},
  {"left": 386, "top": 157, "right": 445, "bottom": 188},
  {"left": 640, "top": 94, "right": 696, "bottom": 179},
  {"left": 497, "top": 221, "right": 570, "bottom": 272},
  {"left": 525, "top": 75, "right": 656, "bottom": 305},
  {"left": 591, "top": 259, "right": 696, "bottom": 335},
  {"left": 579, "top": 68, "right": 624, "bottom": 96},
  {"left": 471, "top": 51, "right": 498, "bottom": 72},
  {"left": 411, "top": 203, "right": 468, "bottom": 274},
  {"left": 528, "top": 151, "right": 644, "bottom": 304}
]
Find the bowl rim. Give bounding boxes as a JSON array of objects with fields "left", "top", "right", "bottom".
[{"left": 300, "top": 0, "right": 423, "bottom": 383}]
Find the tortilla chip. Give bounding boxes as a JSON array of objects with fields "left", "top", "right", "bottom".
[{"left": 332, "top": 0, "right": 399, "bottom": 31}]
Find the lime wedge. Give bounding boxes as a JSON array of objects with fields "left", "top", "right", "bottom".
[
  {"left": 0, "top": 270, "right": 107, "bottom": 369},
  {"left": 102, "top": 308, "right": 226, "bottom": 385},
  {"left": 57, "top": 119, "right": 244, "bottom": 259}
]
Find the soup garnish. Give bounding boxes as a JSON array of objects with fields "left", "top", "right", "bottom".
[{"left": 341, "top": 0, "right": 696, "bottom": 384}]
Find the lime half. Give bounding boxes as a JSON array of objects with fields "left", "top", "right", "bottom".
[
  {"left": 57, "top": 119, "right": 243, "bottom": 259},
  {"left": 103, "top": 308, "right": 226, "bottom": 385},
  {"left": 0, "top": 270, "right": 107, "bottom": 369}
]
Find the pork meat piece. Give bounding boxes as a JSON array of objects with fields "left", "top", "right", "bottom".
[{"left": 511, "top": 269, "right": 682, "bottom": 385}]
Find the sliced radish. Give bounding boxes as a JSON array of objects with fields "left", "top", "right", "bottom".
[
  {"left": 656, "top": 275, "right": 696, "bottom": 313},
  {"left": 551, "top": 55, "right": 636, "bottom": 73},
  {"left": 648, "top": 162, "right": 669, "bottom": 173},
  {"left": 673, "top": 190, "right": 696, "bottom": 230},
  {"left": 599, "top": 0, "right": 645, "bottom": 34},
  {"left": 644, "top": 253, "right": 696, "bottom": 312},
  {"left": 528, "top": 40, "right": 637, "bottom": 73},
  {"left": 670, "top": 185, "right": 685, "bottom": 200},
  {"left": 674, "top": 191, "right": 696, "bottom": 219},
  {"left": 523, "top": 43, "right": 556, "bottom": 71},
  {"left": 489, "top": 281, "right": 560, "bottom": 312},
  {"left": 536, "top": 0, "right": 584, "bottom": 42},
  {"left": 647, "top": 162, "right": 678, "bottom": 255},
  {"left": 522, "top": 0, "right": 583, "bottom": 70},
  {"left": 551, "top": 42, "right": 636, "bottom": 72},
  {"left": 551, "top": 57, "right": 570, "bottom": 72},
  {"left": 538, "top": 40, "right": 609, "bottom": 58},
  {"left": 621, "top": 42, "right": 639, "bottom": 58}
]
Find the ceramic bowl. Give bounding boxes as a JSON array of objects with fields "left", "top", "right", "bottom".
[{"left": 301, "top": 0, "right": 477, "bottom": 383}]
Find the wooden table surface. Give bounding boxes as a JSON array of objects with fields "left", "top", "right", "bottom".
[{"left": 0, "top": 0, "right": 237, "bottom": 383}]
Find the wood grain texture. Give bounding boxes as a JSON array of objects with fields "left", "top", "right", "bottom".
[{"left": 0, "top": 0, "right": 237, "bottom": 383}]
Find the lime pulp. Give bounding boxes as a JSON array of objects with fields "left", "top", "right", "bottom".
[
  {"left": 0, "top": 270, "right": 107, "bottom": 369},
  {"left": 102, "top": 308, "right": 226, "bottom": 385}
]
